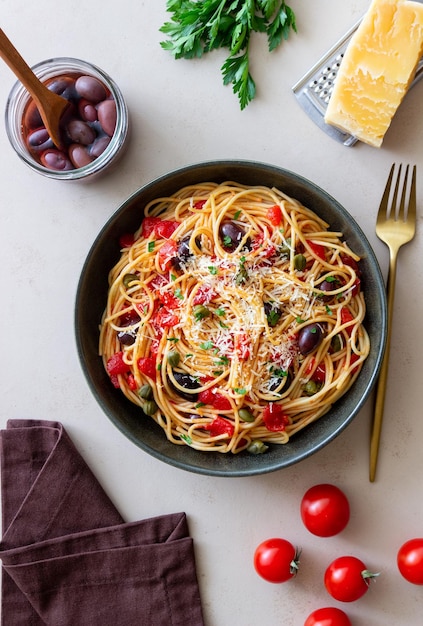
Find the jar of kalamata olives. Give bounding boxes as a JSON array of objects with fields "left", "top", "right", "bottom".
[{"left": 5, "top": 57, "right": 128, "bottom": 181}]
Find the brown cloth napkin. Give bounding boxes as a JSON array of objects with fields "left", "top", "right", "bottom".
[{"left": 0, "top": 419, "right": 204, "bottom": 626}]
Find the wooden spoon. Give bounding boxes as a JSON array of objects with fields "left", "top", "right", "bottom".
[{"left": 0, "top": 29, "right": 69, "bottom": 149}]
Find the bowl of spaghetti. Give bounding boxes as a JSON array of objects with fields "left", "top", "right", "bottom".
[{"left": 75, "top": 160, "right": 387, "bottom": 476}]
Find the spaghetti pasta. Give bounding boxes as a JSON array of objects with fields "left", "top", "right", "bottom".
[{"left": 99, "top": 182, "right": 370, "bottom": 454}]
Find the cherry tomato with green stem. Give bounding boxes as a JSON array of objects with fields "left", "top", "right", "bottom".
[
  {"left": 324, "top": 555, "right": 379, "bottom": 602},
  {"left": 254, "top": 538, "right": 300, "bottom": 583},
  {"left": 397, "top": 538, "right": 423, "bottom": 585},
  {"left": 304, "top": 607, "right": 351, "bottom": 626}
]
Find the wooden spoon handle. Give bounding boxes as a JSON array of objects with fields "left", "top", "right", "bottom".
[{"left": 0, "top": 29, "right": 47, "bottom": 101}]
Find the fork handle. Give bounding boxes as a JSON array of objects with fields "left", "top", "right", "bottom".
[{"left": 369, "top": 248, "right": 398, "bottom": 482}]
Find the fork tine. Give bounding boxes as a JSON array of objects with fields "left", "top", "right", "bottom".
[
  {"left": 397, "top": 164, "right": 409, "bottom": 221},
  {"left": 378, "top": 163, "right": 395, "bottom": 218},
  {"left": 408, "top": 165, "right": 417, "bottom": 220},
  {"left": 390, "top": 163, "right": 402, "bottom": 219}
]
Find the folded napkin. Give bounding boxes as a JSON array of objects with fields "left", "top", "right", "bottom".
[{"left": 0, "top": 419, "right": 204, "bottom": 626}]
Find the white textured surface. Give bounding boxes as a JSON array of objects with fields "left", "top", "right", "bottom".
[{"left": 1, "top": 2, "right": 422, "bottom": 625}]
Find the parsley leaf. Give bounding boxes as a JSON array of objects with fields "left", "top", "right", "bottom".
[{"left": 160, "top": 0, "right": 297, "bottom": 109}]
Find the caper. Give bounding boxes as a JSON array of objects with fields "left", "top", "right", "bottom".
[
  {"left": 123, "top": 273, "right": 138, "bottom": 287},
  {"left": 143, "top": 400, "right": 159, "bottom": 416},
  {"left": 279, "top": 237, "right": 292, "bottom": 256},
  {"left": 193, "top": 304, "right": 210, "bottom": 321},
  {"left": 235, "top": 266, "right": 248, "bottom": 285},
  {"left": 247, "top": 440, "right": 269, "bottom": 455},
  {"left": 294, "top": 254, "right": 307, "bottom": 271},
  {"left": 239, "top": 408, "right": 255, "bottom": 422},
  {"left": 138, "top": 383, "right": 153, "bottom": 400},
  {"left": 303, "top": 380, "right": 320, "bottom": 396},
  {"left": 331, "top": 334, "right": 343, "bottom": 352},
  {"left": 167, "top": 350, "right": 180, "bottom": 367}
]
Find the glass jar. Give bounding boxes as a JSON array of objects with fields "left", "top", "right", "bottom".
[{"left": 5, "top": 57, "right": 129, "bottom": 181}]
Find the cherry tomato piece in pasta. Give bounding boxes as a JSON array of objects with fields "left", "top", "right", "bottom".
[
  {"left": 254, "top": 538, "right": 300, "bottom": 583},
  {"left": 304, "top": 607, "right": 351, "bottom": 626},
  {"left": 207, "top": 416, "right": 234, "bottom": 438},
  {"left": 300, "top": 484, "right": 350, "bottom": 537},
  {"left": 267, "top": 205, "right": 283, "bottom": 225},
  {"left": 262, "top": 404, "right": 290, "bottom": 431}
]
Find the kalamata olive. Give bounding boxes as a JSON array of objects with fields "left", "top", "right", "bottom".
[
  {"left": 319, "top": 278, "right": 338, "bottom": 301},
  {"left": 97, "top": 99, "right": 117, "bottom": 137},
  {"left": 170, "top": 372, "right": 201, "bottom": 401},
  {"left": 269, "top": 369, "right": 291, "bottom": 392},
  {"left": 78, "top": 98, "right": 98, "bottom": 122},
  {"left": 69, "top": 144, "right": 94, "bottom": 169},
  {"left": 66, "top": 119, "right": 96, "bottom": 145},
  {"left": 117, "top": 328, "right": 137, "bottom": 346},
  {"left": 172, "top": 234, "right": 202, "bottom": 270},
  {"left": 24, "top": 100, "right": 43, "bottom": 130},
  {"left": 27, "top": 128, "right": 54, "bottom": 152},
  {"left": 75, "top": 75, "right": 107, "bottom": 103},
  {"left": 298, "top": 323, "right": 324, "bottom": 355},
  {"left": 264, "top": 301, "right": 282, "bottom": 327},
  {"left": 40, "top": 150, "right": 73, "bottom": 171},
  {"left": 47, "top": 76, "right": 76, "bottom": 100},
  {"left": 219, "top": 221, "right": 245, "bottom": 251},
  {"left": 89, "top": 136, "right": 111, "bottom": 157}
]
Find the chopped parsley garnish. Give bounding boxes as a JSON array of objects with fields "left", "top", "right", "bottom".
[
  {"left": 180, "top": 434, "right": 192, "bottom": 445},
  {"left": 234, "top": 210, "right": 242, "bottom": 219},
  {"left": 174, "top": 288, "right": 184, "bottom": 300},
  {"left": 233, "top": 388, "right": 247, "bottom": 395},
  {"left": 208, "top": 266, "right": 218, "bottom": 275},
  {"left": 215, "top": 308, "right": 226, "bottom": 316},
  {"left": 200, "top": 340, "right": 214, "bottom": 350},
  {"left": 167, "top": 337, "right": 179, "bottom": 342},
  {"left": 148, "top": 241, "right": 155, "bottom": 252}
]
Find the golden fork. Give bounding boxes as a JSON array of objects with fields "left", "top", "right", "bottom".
[{"left": 370, "top": 163, "right": 417, "bottom": 482}]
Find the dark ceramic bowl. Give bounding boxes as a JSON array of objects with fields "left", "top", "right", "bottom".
[{"left": 75, "top": 160, "right": 387, "bottom": 476}]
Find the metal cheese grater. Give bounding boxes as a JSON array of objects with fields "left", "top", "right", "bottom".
[{"left": 292, "top": 17, "right": 423, "bottom": 147}]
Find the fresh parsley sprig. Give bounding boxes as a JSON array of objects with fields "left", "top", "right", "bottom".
[{"left": 160, "top": 0, "right": 297, "bottom": 109}]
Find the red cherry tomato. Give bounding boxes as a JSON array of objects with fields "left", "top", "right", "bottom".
[
  {"left": 324, "top": 556, "right": 378, "bottom": 602},
  {"left": 301, "top": 484, "right": 350, "bottom": 537},
  {"left": 304, "top": 607, "right": 351, "bottom": 626},
  {"left": 262, "top": 403, "right": 290, "bottom": 432},
  {"left": 267, "top": 205, "right": 283, "bottom": 225},
  {"left": 397, "top": 538, "right": 423, "bottom": 585},
  {"left": 254, "top": 538, "right": 300, "bottom": 583}
]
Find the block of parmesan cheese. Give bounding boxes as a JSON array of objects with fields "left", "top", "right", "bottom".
[{"left": 324, "top": 0, "right": 423, "bottom": 147}]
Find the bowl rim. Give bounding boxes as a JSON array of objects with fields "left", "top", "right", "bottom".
[{"left": 75, "top": 159, "right": 387, "bottom": 476}]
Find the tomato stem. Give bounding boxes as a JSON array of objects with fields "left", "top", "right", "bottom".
[
  {"left": 290, "top": 547, "right": 302, "bottom": 576},
  {"left": 361, "top": 569, "right": 380, "bottom": 585}
]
